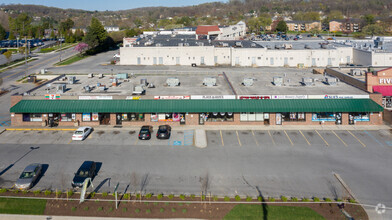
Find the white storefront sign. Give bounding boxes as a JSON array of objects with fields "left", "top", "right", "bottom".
[
  {"left": 126, "top": 96, "right": 141, "bottom": 100},
  {"left": 271, "top": 95, "right": 308, "bottom": 99},
  {"left": 238, "top": 95, "right": 271, "bottom": 99},
  {"left": 154, "top": 96, "right": 190, "bottom": 100},
  {"left": 379, "top": 79, "right": 392, "bottom": 84},
  {"left": 191, "top": 95, "right": 236, "bottom": 99},
  {"left": 308, "top": 94, "right": 370, "bottom": 99},
  {"left": 79, "top": 96, "right": 113, "bottom": 100}
]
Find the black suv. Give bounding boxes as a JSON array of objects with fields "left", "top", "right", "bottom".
[
  {"left": 72, "top": 161, "right": 96, "bottom": 188},
  {"left": 156, "top": 125, "right": 171, "bottom": 139},
  {"left": 138, "top": 125, "right": 153, "bottom": 140}
]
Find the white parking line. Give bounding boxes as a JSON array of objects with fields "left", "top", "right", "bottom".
[
  {"left": 220, "top": 130, "right": 224, "bottom": 146},
  {"left": 268, "top": 130, "right": 276, "bottom": 146},
  {"left": 236, "top": 130, "right": 242, "bottom": 147},
  {"left": 252, "top": 130, "right": 259, "bottom": 146}
]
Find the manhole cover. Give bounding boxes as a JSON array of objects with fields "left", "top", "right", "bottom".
[
  {"left": 97, "top": 131, "right": 105, "bottom": 135},
  {"left": 113, "top": 131, "right": 120, "bottom": 135},
  {"left": 129, "top": 131, "right": 136, "bottom": 135},
  {"left": 37, "top": 131, "right": 43, "bottom": 134},
  {"left": 241, "top": 132, "right": 249, "bottom": 135}
]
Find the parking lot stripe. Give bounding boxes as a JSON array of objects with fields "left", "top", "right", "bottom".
[
  {"left": 299, "top": 130, "right": 311, "bottom": 146},
  {"left": 315, "top": 130, "right": 329, "bottom": 146},
  {"left": 332, "top": 130, "right": 347, "bottom": 147},
  {"left": 268, "top": 130, "right": 276, "bottom": 146},
  {"left": 220, "top": 130, "right": 224, "bottom": 146},
  {"left": 236, "top": 130, "right": 242, "bottom": 146},
  {"left": 347, "top": 130, "right": 366, "bottom": 148},
  {"left": 68, "top": 140, "right": 72, "bottom": 144},
  {"left": 134, "top": 137, "right": 139, "bottom": 145},
  {"left": 284, "top": 130, "right": 294, "bottom": 146},
  {"left": 251, "top": 130, "right": 259, "bottom": 146},
  {"left": 364, "top": 131, "right": 384, "bottom": 146}
]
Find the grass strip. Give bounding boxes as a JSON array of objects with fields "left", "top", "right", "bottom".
[
  {"left": 55, "top": 54, "right": 88, "bottom": 66},
  {"left": 224, "top": 204, "right": 325, "bottom": 220},
  {"left": 0, "top": 197, "right": 47, "bottom": 215}
]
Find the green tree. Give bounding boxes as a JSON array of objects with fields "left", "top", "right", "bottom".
[
  {"left": 3, "top": 51, "right": 12, "bottom": 64},
  {"left": 276, "top": 20, "right": 288, "bottom": 32},
  {"left": 8, "top": 32, "right": 15, "bottom": 40},
  {"left": 9, "top": 13, "right": 32, "bottom": 37},
  {"left": 59, "top": 18, "right": 74, "bottom": 34},
  {"left": 50, "top": 30, "right": 55, "bottom": 39},
  {"left": 364, "top": 14, "right": 375, "bottom": 25},
  {"left": 362, "top": 24, "right": 384, "bottom": 36},
  {"left": 83, "top": 17, "right": 108, "bottom": 50},
  {"left": 0, "top": 24, "right": 6, "bottom": 40},
  {"left": 260, "top": 6, "right": 269, "bottom": 13}
]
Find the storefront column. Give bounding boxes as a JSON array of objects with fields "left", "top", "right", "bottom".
[
  {"left": 233, "top": 113, "right": 240, "bottom": 123},
  {"left": 342, "top": 113, "right": 349, "bottom": 125},
  {"left": 269, "top": 113, "right": 276, "bottom": 125},
  {"left": 110, "top": 113, "right": 117, "bottom": 126},
  {"left": 185, "top": 113, "right": 198, "bottom": 125},
  {"left": 145, "top": 114, "right": 151, "bottom": 123}
]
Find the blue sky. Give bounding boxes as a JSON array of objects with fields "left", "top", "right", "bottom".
[{"left": 0, "top": 0, "right": 225, "bottom": 11}]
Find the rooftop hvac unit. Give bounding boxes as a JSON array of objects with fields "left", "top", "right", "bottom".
[
  {"left": 68, "top": 76, "right": 76, "bottom": 84},
  {"left": 235, "top": 42, "right": 242, "bottom": 47},
  {"left": 302, "top": 77, "right": 314, "bottom": 86},
  {"left": 203, "top": 77, "right": 217, "bottom": 87},
  {"left": 325, "top": 77, "right": 338, "bottom": 85},
  {"left": 56, "top": 84, "right": 66, "bottom": 93},
  {"left": 84, "top": 85, "right": 91, "bottom": 92},
  {"left": 273, "top": 76, "right": 283, "bottom": 86},
  {"left": 133, "top": 85, "right": 145, "bottom": 95},
  {"left": 178, "top": 43, "right": 183, "bottom": 46},
  {"left": 242, "top": 78, "right": 255, "bottom": 86},
  {"left": 99, "top": 74, "right": 104, "bottom": 78},
  {"left": 140, "top": 78, "right": 148, "bottom": 86},
  {"left": 283, "top": 44, "right": 292, "bottom": 49},
  {"left": 350, "top": 69, "right": 362, "bottom": 76},
  {"left": 304, "top": 44, "right": 311, "bottom": 49},
  {"left": 166, "top": 77, "right": 180, "bottom": 87},
  {"left": 117, "top": 73, "right": 128, "bottom": 79},
  {"left": 88, "top": 73, "right": 94, "bottom": 78},
  {"left": 40, "top": 69, "right": 47, "bottom": 74},
  {"left": 222, "top": 43, "right": 229, "bottom": 47}
]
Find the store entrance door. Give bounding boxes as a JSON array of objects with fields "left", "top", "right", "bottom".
[
  {"left": 116, "top": 114, "right": 122, "bottom": 125},
  {"left": 48, "top": 113, "right": 59, "bottom": 127},
  {"left": 100, "top": 114, "right": 110, "bottom": 125}
]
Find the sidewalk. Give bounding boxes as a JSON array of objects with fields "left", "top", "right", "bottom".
[{"left": 0, "top": 214, "right": 197, "bottom": 220}]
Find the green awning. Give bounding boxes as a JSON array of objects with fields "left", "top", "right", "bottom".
[{"left": 10, "top": 99, "right": 383, "bottom": 113}]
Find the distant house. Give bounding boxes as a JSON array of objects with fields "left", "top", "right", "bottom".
[
  {"left": 286, "top": 20, "right": 321, "bottom": 32},
  {"left": 196, "top": 21, "right": 246, "bottom": 40},
  {"left": 196, "top": 25, "right": 221, "bottom": 40},
  {"left": 70, "top": 28, "right": 87, "bottom": 34},
  {"left": 104, "top": 26, "right": 120, "bottom": 32},
  {"left": 44, "top": 29, "right": 58, "bottom": 38},
  {"left": 329, "top": 19, "right": 362, "bottom": 32}
]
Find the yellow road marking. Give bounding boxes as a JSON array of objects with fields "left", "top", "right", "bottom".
[
  {"left": 284, "top": 130, "right": 294, "bottom": 146},
  {"left": 236, "top": 130, "right": 242, "bottom": 147},
  {"left": 68, "top": 140, "right": 72, "bottom": 144},
  {"left": 347, "top": 130, "right": 366, "bottom": 148},
  {"left": 299, "top": 130, "right": 311, "bottom": 146},
  {"left": 134, "top": 137, "right": 139, "bottom": 145},
  {"left": 88, "top": 133, "right": 93, "bottom": 139},
  {"left": 315, "top": 130, "right": 329, "bottom": 146},
  {"left": 251, "top": 130, "right": 259, "bottom": 146},
  {"left": 268, "top": 130, "right": 276, "bottom": 145},
  {"left": 220, "top": 130, "right": 224, "bottom": 146},
  {"left": 332, "top": 130, "right": 347, "bottom": 147}
]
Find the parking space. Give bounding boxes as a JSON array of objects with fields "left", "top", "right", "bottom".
[{"left": 221, "top": 130, "right": 241, "bottom": 147}]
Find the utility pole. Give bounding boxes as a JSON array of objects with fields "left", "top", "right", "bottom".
[
  {"left": 25, "top": 36, "right": 28, "bottom": 77},
  {"left": 59, "top": 35, "right": 62, "bottom": 62}
]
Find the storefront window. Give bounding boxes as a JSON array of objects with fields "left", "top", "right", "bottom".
[
  {"left": 240, "top": 112, "right": 264, "bottom": 121},
  {"left": 312, "top": 113, "right": 337, "bottom": 121},
  {"left": 151, "top": 113, "right": 184, "bottom": 122},
  {"left": 60, "top": 113, "right": 74, "bottom": 122},
  {"left": 201, "top": 112, "right": 234, "bottom": 122},
  {"left": 281, "top": 112, "right": 305, "bottom": 122},
  {"left": 383, "top": 97, "right": 392, "bottom": 108},
  {"left": 23, "top": 113, "right": 42, "bottom": 122},
  {"left": 82, "top": 113, "right": 91, "bottom": 122},
  {"left": 349, "top": 112, "right": 370, "bottom": 122},
  {"left": 121, "top": 113, "right": 144, "bottom": 121}
]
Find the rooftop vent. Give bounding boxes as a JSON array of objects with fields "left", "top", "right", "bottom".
[
  {"left": 203, "top": 77, "right": 217, "bottom": 87},
  {"left": 68, "top": 76, "right": 76, "bottom": 84},
  {"left": 56, "top": 84, "right": 66, "bottom": 93},
  {"left": 302, "top": 77, "right": 314, "bottom": 86},
  {"left": 84, "top": 85, "right": 92, "bottom": 92},
  {"left": 325, "top": 77, "right": 338, "bottom": 86},
  {"left": 140, "top": 78, "right": 148, "bottom": 87},
  {"left": 242, "top": 78, "right": 255, "bottom": 86},
  {"left": 166, "top": 77, "right": 180, "bottom": 87},
  {"left": 349, "top": 69, "right": 362, "bottom": 76},
  {"left": 235, "top": 42, "right": 242, "bottom": 47},
  {"left": 222, "top": 43, "right": 229, "bottom": 47},
  {"left": 273, "top": 76, "right": 283, "bottom": 86},
  {"left": 132, "top": 84, "right": 145, "bottom": 95}
]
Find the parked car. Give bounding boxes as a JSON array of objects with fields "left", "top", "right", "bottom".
[
  {"left": 113, "top": 53, "right": 120, "bottom": 58},
  {"left": 15, "top": 163, "right": 42, "bottom": 190},
  {"left": 139, "top": 125, "right": 153, "bottom": 140},
  {"left": 0, "top": 49, "right": 7, "bottom": 54},
  {"left": 72, "top": 126, "right": 93, "bottom": 141},
  {"left": 72, "top": 161, "right": 96, "bottom": 188},
  {"left": 156, "top": 125, "right": 171, "bottom": 139}
]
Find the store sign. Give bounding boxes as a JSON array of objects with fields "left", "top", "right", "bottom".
[
  {"left": 154, "top": 96, "right": 190, "bottom": 100},
  {"left": 191, "top": 95, "right": 236, "bottom": 100},
  {"left": 379, "top": 79, "right": 392, "bottom": 84},
  {"left": 45, "top": 94, "right": 60, "bottom": 99},
  {"left": 79, "top": 96, "right": 113, "bottom": 100},
  {"left": 308, "top": 95, "right": 370, "bottom": 99},
  {"left": 92, "top": 113, "right": 99, "bottom": 121},
  {"left": 272, "top": 95, "right": 307, "bottom": 99},
  {"left": 238, "top": 95, "right": 271, "bottom": 99},
  {"left": 126, "top": 96, "right": 141, "bottom": 100},
  {"left": 82, "top": 113, "right": 91, "bottom": 121}
]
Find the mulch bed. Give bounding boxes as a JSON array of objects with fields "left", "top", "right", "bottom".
[{"left": 0, "top": 191, "right": 368, "bottom": 219}]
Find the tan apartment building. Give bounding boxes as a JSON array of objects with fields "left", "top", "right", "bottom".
[{"left": 286, "top": 21, "right": 321, "bottom": 32}]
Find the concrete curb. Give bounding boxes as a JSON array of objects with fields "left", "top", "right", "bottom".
[
  {"left": 194, "top": 129, "right": 207, "bottom": 148},
  {"left": 6, "top": 128, "right": 76, "bottom": 131}
]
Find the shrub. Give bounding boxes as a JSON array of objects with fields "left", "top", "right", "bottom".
[
  {"left": 13, "top": 189, "right": 19, "bottom": 194},
  {"left": 34, "top": 190, "right": 41, "bottom": 196},
  {"left": 234, "top": 195, "right": 241, "bottom": 201},
  {"left": 108, "top": 207, "right": 113, "bottom": 212},
  {"left": 123, "top": 193, "right": 130, "bottom": 199},
  {"left": 44, "top": 190, "right": 52, "bottom": 196},
  {"left": 135, "top": 208, "right": 141, "bottom": 213},
  {"left": 168, "top": 194, "right": 174, "bottom": 199},
  {"left": 201, "top": 195, "right": 206, "bottom": 201},
  {"left": 145, "top": 193, "right": 152, "bottom": 199},
  {"left": 182, "top": 208, "right": 187, "bottom": 213},
  {"left": 268, "top": 197, "right": 275, "bottom": 202},
  {"left": 313, "top": 197, "right": 320, "bottom": 202},
  {"left": 71, "top": 207, "right": 77, "bottom": 211},
  {"left": 146, "top": 209, "right": 151, "bottom": 214},
  {"left": 153, "top": 202, "right": 158, "bottom": 206},
  {"left": 84, "top": 206, "right": 89, "bottom": 211},
  {"left": 302, "top": 197, "right": 309, "bottom": 202},
  {"left": 22, "top": 190, "right": 28, "bottom": 194},
  {"left": 349, "top": 199, "right": 356, "bottom": 203},
  {"left": 246, "top": 196, "right": 252, "bottom": 201},
  {"left": 122, "top": 208, "right": 127, "bottom": 212},
  {"left": 324, "top": 198, "right": 332, "bottom": 202},
  {"left": 160, "top": 208, "right": 165, "bottom": 213},
  {"left": 213, "top": 196, "right": 219, "bottom": 201},
  {"left": 190, "top": 194, "right": 195, "bottom": 199},
  {"left": 102, "top": 192, "right": 108, "bottom": 197},
  {"left": 336, "top": 198, "right": 343, "bottom": 202},
  {"left": 281, "top": 196, "right": 287, "bottom": 202},
  {"left": 55, "top": 191, "right": 62, "bottom": 197},
  {"left": 179, "top": 194, "right": 186, "bottom": 200},
  {"left": 157, "top": 194, "right": 163, "bottom": 199},
  {"left": 0, "top": 188, "right": 7, "bottom": 193},
  {"left": 171, "top": 208, "right": 176, "bottom": 212},
  {"left": 136, "top": 193, "right": 141, "bottom": 199},
  {"left": 66, "top": 190, "right": 73, "bottom": 197},
  {"left": 224, "top": 196, "right": 230, "bottom": 201},
  {"left": 291, "top": 197, "right": 298, "bottom": 202},
  {"left": 98, "top": 207, "right": 103, "bottom": 211},
  {"left": 90, "top": 192, "right": 96, "bottom": 198}
]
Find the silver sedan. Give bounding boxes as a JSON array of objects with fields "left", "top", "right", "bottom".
[{"left": 15, "top": 163, "right": 42, "bottom": 190}]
